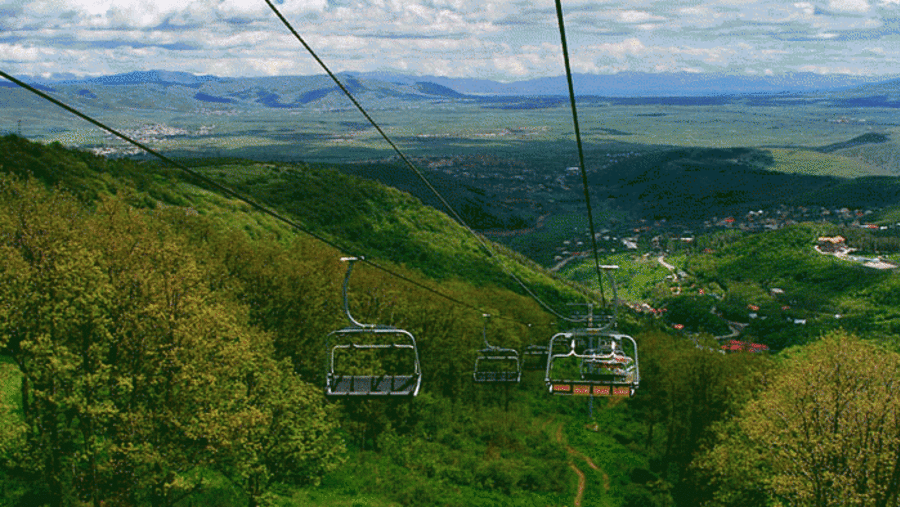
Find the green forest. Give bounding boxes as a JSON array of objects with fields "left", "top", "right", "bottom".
[{"left": 2, "top": 136, "right": 900, "bottom": 507}]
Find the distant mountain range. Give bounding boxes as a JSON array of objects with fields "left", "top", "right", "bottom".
[
  {"left": 10, "top": 69, "right": 899, "bottom": 97},
  {"left": 347, "top": 71, "right": 896, "bottom": 97},
  {"left": 3, "top": 70, "right": 899, "bottom": 115}
]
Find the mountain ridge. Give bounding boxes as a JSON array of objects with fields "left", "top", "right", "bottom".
[{"left": 12, "top": 69, "right": 897, "bottom": 98}]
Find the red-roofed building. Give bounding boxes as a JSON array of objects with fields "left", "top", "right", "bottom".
[{"left": 721, "top": 340, "right": 769, "bottom": 353}]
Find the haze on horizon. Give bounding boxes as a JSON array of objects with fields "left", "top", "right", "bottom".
[{"left": 2, "top": 0, "right": 900, "bottom": 82}]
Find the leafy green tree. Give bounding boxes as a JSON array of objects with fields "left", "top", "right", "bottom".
[
  {"left": 0, "top": 177, "right": 344, "bottom": 506},
  {"left": 698, "top": 330, "right": 900, "bottom": 507},
  {"left": 631, "top": 329, "right": 772, "bottom": 505}
]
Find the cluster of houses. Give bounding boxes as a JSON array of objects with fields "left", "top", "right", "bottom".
[
  {"left": 706, "top": 205, "right": 882, "bottom": 232},
  {"left": 91, "top": 123, "right": 215, "bottom": 157}
]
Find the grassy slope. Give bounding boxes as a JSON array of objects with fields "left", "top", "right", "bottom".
[
  {"left": 0, "top": 136, "right": 585, "bottom": 308},
  {"left": 0, "top": 136, "right": 665, "bottom": 506},
  {"left": 562, "top": 253, "right": 673, "bottom": 303}
]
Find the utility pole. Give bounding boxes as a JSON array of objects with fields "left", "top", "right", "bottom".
[{"left": 17, "top": 119, "right": 22, "bottom": 137}]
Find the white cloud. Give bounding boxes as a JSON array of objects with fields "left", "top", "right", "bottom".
[
  {"left": 799, "top": 64, "right": 867, "bottom": 74},
  {"left": 587, "top": 38, "right": 648, "bottom": 58},
  {"left": 829, "top": 0, "right": 870, "bottom": 12},
  {"left": 1, "top": 0, "right": 900, "bottom": 79},
  {"left": 616, "top": 10, "right": 665, "bottom": 23},
  {"left": 793, "top": 2, "right": 816, "bottom": 15}
]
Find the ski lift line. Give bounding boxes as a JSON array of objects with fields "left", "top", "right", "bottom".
[
  {"left": 0, "top": 70, "right": 333, "bottom": 246},
  {"left": 264, "top": 0, "right": 593, "bottom": 325},
  {"left": 553, "top": 0, "right": 606, "bottom": 306},
  {"left": 0, "top": 70, "right": 525, "bottom": 325},
  {"left": 262, "top": 0, "right": 460, "bottom": 226}
]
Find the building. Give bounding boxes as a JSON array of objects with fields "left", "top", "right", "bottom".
[
  {"left": 721, "top": 340, "right": 769, "bottom": 353},
  {"left": 817, "top": 236, "right": 847, "bottom": 253}
]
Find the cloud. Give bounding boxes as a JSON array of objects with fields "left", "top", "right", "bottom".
[
  {"left": 2, "top": 0, "right": 900, "bottom": 79},
  {"left": 616, "top": 10, "right": 665, "bottom": 23},
  {"left": 587, "top": 38, "right": 648, "bottom": 58},
  {"left": 828, "top": 0, "right": 870, "bottom": 12},
  {"left": 799, "top": 63, "right": 868, "bottom": 73}
]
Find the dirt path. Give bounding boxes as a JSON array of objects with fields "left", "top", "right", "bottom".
[
  {"left": 568, "top": 462, "right": 586, "bottom": 507},
  {"left": 554, "top": 421, "right": 610, "bottom": 506},
  {"left": 549, "top": 252, "right": 590, "bottom": 273}
]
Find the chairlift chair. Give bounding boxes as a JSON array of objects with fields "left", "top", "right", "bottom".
[
  {"left": 325, "top": 257, "right": 422, "bottom": 397},
  {"left": 521, "top": 344, "right": 550, "bottom": 372},
  {"left": 544, "top": 266, "right": 640, "bottom": 397},
  {"left": 473, "top": 315, "right": 521, "bottom": 383},
  {"left": 545, "top": 329, "right": 639, "bottom": 397}
]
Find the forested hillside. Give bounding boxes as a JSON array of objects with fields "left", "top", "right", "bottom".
[{"left": 2, "top": 137, "right": 900, "bottom": 507}]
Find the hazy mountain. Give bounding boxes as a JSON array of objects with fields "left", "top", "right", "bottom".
[
  {"left": 19, "top": 69, "right": 896, "bottom": 96},
  {"left": 4, "top": 70, "right": 900, "bottom": 115},
  {"left": 349, "top": 71, "right": 891, "bottom": 97}
]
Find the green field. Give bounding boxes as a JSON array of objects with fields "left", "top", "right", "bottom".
[
  {"left": 767, "top": 148, "right": 893, "bottom": 177},
  {"left": 561, "top": 253, "right": 679, "bottom": 303}
]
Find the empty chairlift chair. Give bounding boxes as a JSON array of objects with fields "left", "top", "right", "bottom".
[
  {"left": 521, "top": 344, "right": 550, "bottom": 372},
  {"left": 325, "top": 257, "right": 422, "bottom": 397},
  {"left": 473, "top": 315, "right": 521, "bottom": 383},
  {"left": 544, "top": 266, "right": 640, "bottom": 397}
]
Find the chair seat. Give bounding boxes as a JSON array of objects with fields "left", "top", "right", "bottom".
[
  {"left": 327, "top": 375, "right": 418, "bottom": 396},
  {"left": 473, "top": 371, "right": 520, "bottom": 383}
]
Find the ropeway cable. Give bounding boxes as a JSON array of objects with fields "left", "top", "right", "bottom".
[
  {"left": 0, "top": 69, "right": 528, "bottom": 325},
  {"left": 263, "top": 0, "right": 596, "bottom": 323},
  {"left": 554, "top": 0, "right": 607, "bottom": 306}
]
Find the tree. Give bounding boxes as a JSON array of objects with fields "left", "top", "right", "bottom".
[
  {"left": 0, "top": 178, "right": 345, "bottom": 505},
  {"left": 699, "top": 330, "right": 900, "bottom": 507}
]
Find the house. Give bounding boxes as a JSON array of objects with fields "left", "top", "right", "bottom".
[{"left": 817, "top": 236, "right": 847, "bottom": 253}]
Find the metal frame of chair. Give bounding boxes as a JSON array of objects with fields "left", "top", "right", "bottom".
[{"left": 325, "top": 257, "right": 422, "bottom": 396}]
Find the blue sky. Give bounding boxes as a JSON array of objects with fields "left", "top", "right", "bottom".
[{"left": 2, "top": 0, "right": 900, "bottom": 80}]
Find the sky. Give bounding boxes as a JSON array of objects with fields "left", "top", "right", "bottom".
[{"left": 2, "top": 0, "right": 900, "bottom": 81}]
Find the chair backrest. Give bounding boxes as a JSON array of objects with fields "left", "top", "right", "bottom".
[
  {"left": 326, "top": 326, "right": 422, "bottom": 396},
  {"left": 544, "top": 329, "right": 639, "bottom": 397}
]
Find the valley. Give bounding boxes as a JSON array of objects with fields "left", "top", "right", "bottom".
[{"left": 3, "top": 70, "right": 900, "bottom": 507}]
